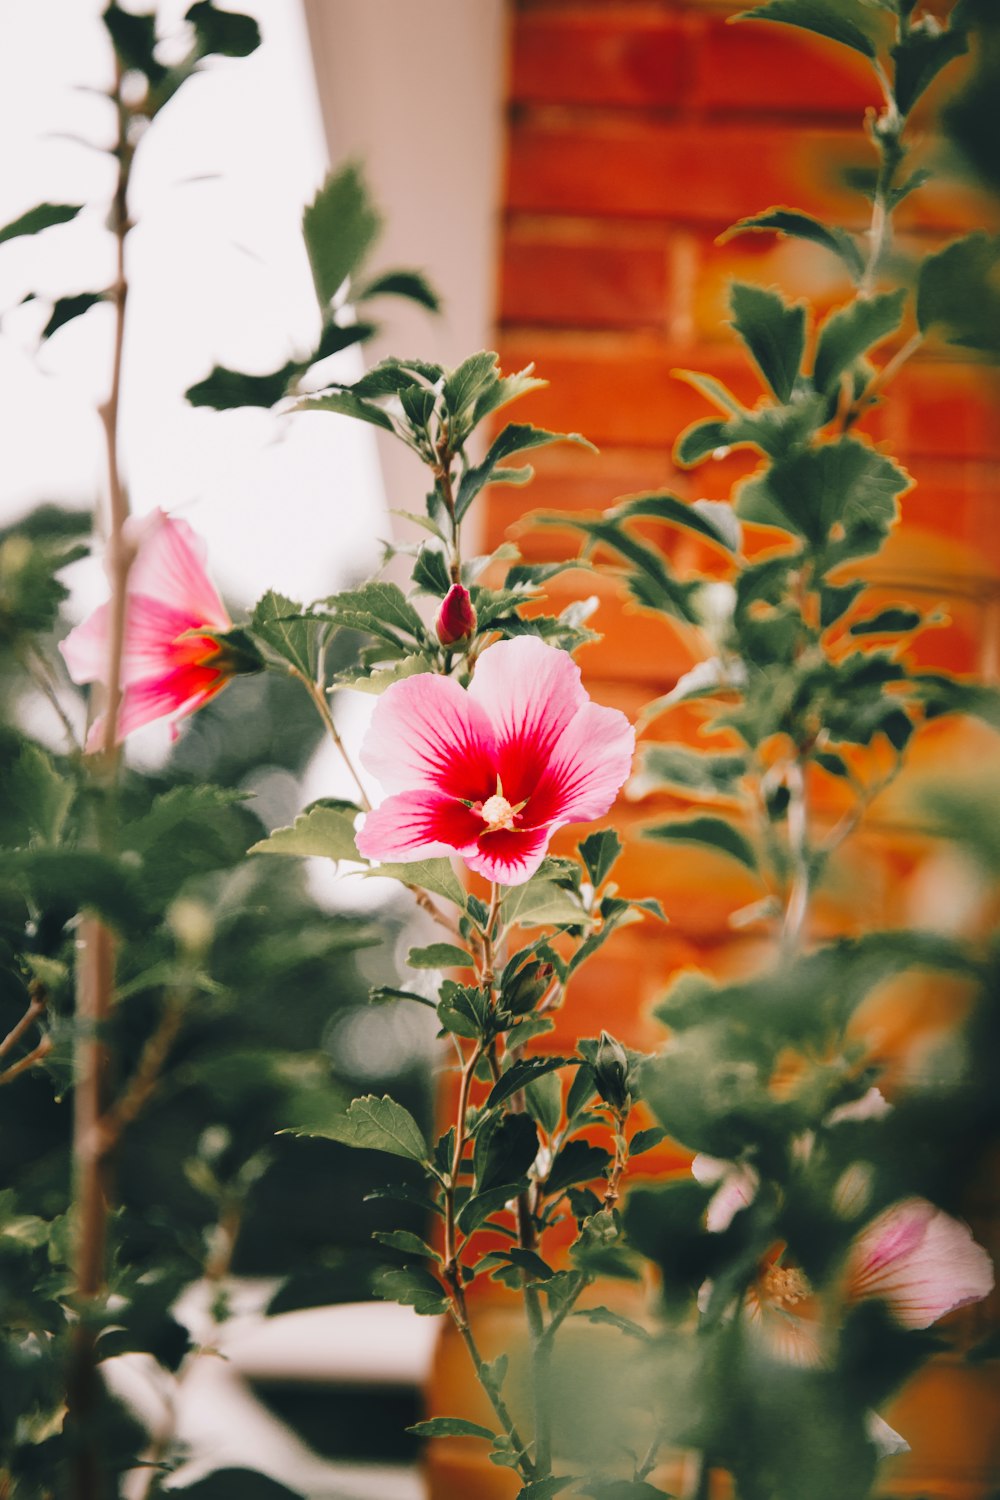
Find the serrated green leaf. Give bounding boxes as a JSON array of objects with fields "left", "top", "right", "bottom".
[
  {"left": 373, "top": 1229, "right": 440, "bottom": 1261},
  {"left": 475, "top": 1112, "right": 539, "bottom": 1193},
  {"left": 355, "top": 268, "right": 440, "bottom": 311},
  {"left": 738, "top": 437, "right": 909, "bottom": 546},
  {"left": 322, "top": 581, "right": 426, "bottom": 646},
  {"left": 729, "top": 282, "right": 806, "bottom": 403},
  {"left": 455, "top": 422, "right": 594, "bottom": 523},
  {"left": 892, "top": 25, "right": 968, "bottom": 117},
  {"left": 644, "top": 815, "right": 757, "bottom": 870},
  {"left": 572, "top": 1305, "right": 650, "bottom": 1340},
  {"left": 485, "top": 1056, "right": 572, "bottom": 1111},
  {"left": 849, "top": 606, "right": 922, "bottom": 636},
  {"left": 250, "top": 590, "right": 319, "bottom": 676},
  {"left": 40, "top": 292, "right": 105, "bottom": 341},
  {"left": 631, "top": 746, "right": 747, "bottom": 802},
  {"left": 603, "top": 491, "right": 740, "bottom": 552},
  {"left": 543, "top": 1140, "right": 611, "bottom": 1196},
  {"left": 186, "top": 360, "right": 302, "bottom": 410},
  {"left": 524, "top": 1072, "right": 562, "bottom": 1136},
  {"left": 813, "top": 289, "right": 906, "bottom": 395},
  {"left": 303, "top": 162, "right": 381, "bottom": 310},
  {"left": 720, "top": 207, "right": 864, "bottom": 280},
  {"left": 409, "top": 1417, "right": 496, "bottom": 1440},
  {"left": 735, "top": 0, "right": 879, "bottom": 59},
  {"left": 294, "top": 387, "right": 396, "bottom": 430},
  {"left": 578, "top": 829, "right": 622, "bottom": 888},
  {"left": 4, "top": 743, "right": 74, "bottom": 846},
  {"left": 457, "top": 1180, "right": 529, "bottom": 1236},
  {"left": 0, "top": 202, "right": 82, "bottom": 246},
  {"left": 288, "top": 1093, "right": 428, "bottom": 1162},
  {"left": 501, "top": 870, "right": 585, "bottom": 931},
  {"left": 630, "top": 1125, "right": 667, "bottom": 1156},
  {"left": 365, "top": 857, "right": 468, "bottom": 909},
  {"left": 374, "top": 1265, "right": 447, "bottom": 1314},
  {"left": 917, "top": 232, "right": 1000, "bottom": 354},
  {"left": 103, "top": 4, "right": 165, "bottom": 81},
  {"left": 249, "top": 804, "right": 359, "bottom": 863},
  {"left": 407, "top": 942, "right": 475, "bottom": 970}
]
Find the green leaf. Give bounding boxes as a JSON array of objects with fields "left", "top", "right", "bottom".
[
  {"left": 813, "top": 289, "right": 906, "bottom": 395},
  {"left": 40, "top": 292, "right": 105, "bottom": 341},
  {"left": 524, "top": 1072, "right": 562, "bottom": 1136},
  {"left": 407, "top": 942, "right": 476, "bottom": 970},
  {"left": 355, "top": 268, "right": 440, "bottom": 311},
  {"left": 720, "top": 207, "right": 864, "bottom": 281},
  {"left": 485, "top": 1056, "right": 573, "bottom": 1111},
  {"left": 186, "top": 360, "right": 302, "bottom": 410},
  {"left": 644, "top": 815, "right": 757, "bottom": 870},
  {"left": 457, "top": 1181, "right": 530, "bottom": 1235},
  {"left": 518, "top": 1480, "right": 577, "bottom": 1500},
  {"left": 294, "top": 387, "right": 396, "bottom": 430},
  {"left": 734, "top": 0, "right": 879, "bottom": 59},
  {"left": 287, "top": 1093, "right": 429, "bottom": 1162},
  {"left": 373, "top": 1229, "right": 440, "bottom": 1261},
  {"left": 916, "top": 232, "right": 1000, "bottom": 354},
  {"left": 630, "top": 1125, "right": 668, "bottom": 1156},
  {"left": 374, "top": 1265, "right": 448, "bottom": 1315},
  {"left": 543, "top": 1140, "right": 611, "bottom": 1196},
  {"left": 570, "top": 515, "right": 700, "bottom": 622},
  {"left": 892, "top": 25, "right": 968, "bottom": 116},
  {"left": 738, "top": 437, "right": 910, "bottom": 546},
  {"left": 455, "top": 423, "right": 595, "bottom": 522},
  {"left": 849, "top": 606, "right": 922, "bottom": 636},
  {"left": 366, "top": 858, "right": 468, "bottom": 909},
  {"left": 250, "top": 590, "right": 319, "bottom": 676},
  {"left": 5, "top": 743, "right": 74, "bottom": 846},
  {"left": 578, "top": 829, "right": 622, "bottom": 888},
  {"left": 302, "top": 162, "right": 382, "bottom": 311},
  {"left": 0, "top": 202, "right": 82, "bottom": 246},
  {"left": 602, "top": 491, "right": 739, "bottom": 552},
  {"left": 1, "top": 849, "right": 148, "bottom": 932},
  {"left": 409, "top": 1417, "right": 496, "bottom": 1441},
  {"left": 249, "top": 804, "right": 359, "bottom": 863},
  {"left": 501, "top": 869, "right": 585, "bottom": 931},
  {"left": 729, "top": 282, "right": 806, "bottom": 403},
  {"left": 186, "top": 1, "right": 261, "bottom": 59},
  {"left": 102, "top": 4, "right": 166, "bottom": 82},
  {"left": 368, "top": 984, "right": 437, "bottom": 1009},
  {"left": 322, "top": 581, "right": 427, "bottom": 646},
  {"left": 631, "top": 746, "right": 747, "bottom": 801},
  {"left": 475, "top": 1113, "right": 540, "bottom": 1193}
]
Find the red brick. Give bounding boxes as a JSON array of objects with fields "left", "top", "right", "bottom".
[
  {"left": 499, "top": 232, "right": 670, "bottom": 330},
  {"left": 695, "top": 14, "right": 880, "bottom": 117},
  {"left": 510, "top": 13, "right": 689, "bottom": 110}
]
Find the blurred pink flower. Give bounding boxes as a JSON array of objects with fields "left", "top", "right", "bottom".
[
  {"left": 61, "top": 509, "right": 233, "bottom": 750},
  {"left": 692, "top": 1153, "right": 760, "bottom": 1233},
  {"left": 844, "top": 1197, "right": 995, "bottom": 1330},
  {"left": 355, "top": 635, "right": 635, "bottom": 885}
]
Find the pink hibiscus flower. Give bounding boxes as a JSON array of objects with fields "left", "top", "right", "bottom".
[
  {"left": 843, "top": 1196, "right": 995, "bottom": 1330},
  {"left": 355, "top": 636, "right": 635, "bottom": 885},
  {"left": 61, "top": 509, "right": 233, "bottom": 750}
]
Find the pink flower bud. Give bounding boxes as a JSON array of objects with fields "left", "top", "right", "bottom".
[{"left": 436, "top": 583, "right": 477, "bottom": 645}]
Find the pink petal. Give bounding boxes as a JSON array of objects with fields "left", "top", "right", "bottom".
[
  {"left": 119, "top": 593, "right": 218, "bottom": 685},
  {"left": 525, "top": 699, "right": 635, "bottom": 828},
  {"left": 125, "top": 510, "right": 230, "bottom": 629},
  {"left": 469, "top": 637, "right": 588, "bottom": 803},
  {"left": 356, "top": 790, "right": 483, "bottom": 864},
  {"left": 845, "top": 1197, "right": 995, "bottom": 1329},
  {"left": 60, "top": 602, "right": 111, "bottom": 685},
  {"left": 691, "top": 1155, "right": 759, "bottom": 1233},
  {"left": 360, "top": 672, "right": 496, "bottom": 799},
  {"left": 465, "top": 826, "right": 552, "bottom": 886},
  {"left": 85, "top": 663, "right": 227, "bottom": 749}
]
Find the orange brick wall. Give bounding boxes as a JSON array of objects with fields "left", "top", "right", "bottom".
[{"left": 429, "top": 4, "right": 999, "bottom": 1495}]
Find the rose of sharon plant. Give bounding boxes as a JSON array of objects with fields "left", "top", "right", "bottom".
[
  {"left": 61, "top": 509, "right": 237, "bottom": 748},
  {"left": 355, "top": 635, "right": 635, "bottom": 884}
]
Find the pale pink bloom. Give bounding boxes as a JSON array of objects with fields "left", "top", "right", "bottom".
[
  {"left": 61, "top": 509, "right": 233, "bottom": 750},
  {"left": 355, "top": 636, "right": 635, "bottom": 885},
  {"left": 691, "top": 1153, "right": 760, "bottom": 1233},
  {"left": 843, "top": 1197, "right": 994, "bottom": 1330}
]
